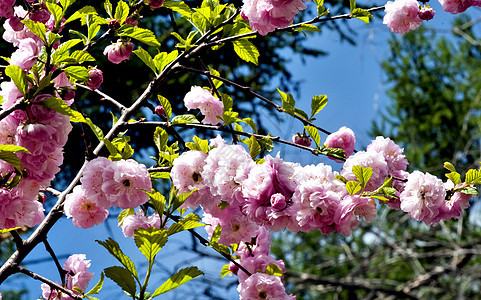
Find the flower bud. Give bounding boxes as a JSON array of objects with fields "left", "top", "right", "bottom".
[
  {"left": 270, "top": 193, "right": 287, "bottom": 211},
  {"left": 108, "top": 18, "right": 121, "bottom": 31},
  {"left": 125, "top": 16, "right": 139, "bottom": 26},
  {"left": 229, "top": 261, "right": 239, "bottom": 275},
  {"left": 418, "top": 6, "right": 435, "bottom": 21},
  {"left": 87, "top": 67, "right": 104, "bottom": 90},
  {"left": 148, "top": 0, "right": 165, "bottom": 9},
  {"left": 292, "top": 133, "right": 311, "bottom": 147},
  {"left": 8, "top": 17, "right": 24, "bottom": 31},
  {"left": 155, "top": 105, "right": 165, "bottom": 117}
]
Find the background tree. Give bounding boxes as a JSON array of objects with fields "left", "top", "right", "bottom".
[{"left": 272, "top": 14, "right": 481, "bottom": 300}]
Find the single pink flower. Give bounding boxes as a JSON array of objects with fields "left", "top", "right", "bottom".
[
  {"left": 64, "top": 186, "right": 109, "bottom": 229},
  {"left": 121, "top": 209, "right": 162, "bottom": 238},
  {"left": 238, "top": 273, "right": 293, "bottom": 300},
  {"left": 383, "top": 0, "right": 423, "bottom": 34},
  {"left": 103, "top": 40, "right": 134, "bottom": 64},
  {"left": 86, "top": 67, "right": 103, "bottom": 90},
  {"left": 183, "top": 86, "right": 224, "bottom": 125},
  {"left": 324, "top": 126, "right": 356, "bottom": 162}
]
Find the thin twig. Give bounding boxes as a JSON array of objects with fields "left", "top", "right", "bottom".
[
  {"left": 75, "top": 83, "right": 127, "bottom": 112},
  {"left": 43, "top": 239, "right": 68, "bottom": 285}
]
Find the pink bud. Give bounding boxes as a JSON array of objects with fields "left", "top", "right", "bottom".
[
  {"left": 38, "top": 193, "right": 47, "bottom": 204},
  {"left": 292, "top": 134, "right": 311, "bottom": 147},
  {"left": 418, "top": 6, "right": 435, "bottom": 21},
  {"left": 87, "top": 67, "right": 103, "bottom": 90},
  {"left": 155, "top": 105, "right": 165, "bottom": 117},
  {"left": 108, "top": 18, "right": 121, "bottom": 31},
  {"left": 8, "top": 17, "right": 24, "bottom": 31},
  {"left": 270, "top": 193, "right": 287, "bottom": 211},
  {"left": 125, "top": 16, "right": 139, "bottom": 26},
  {"left": 148, "top": 0, "right": 165, "bottom": 9},
  {"left": 229, "top": 261, "right": 239, "bottom": 275}
]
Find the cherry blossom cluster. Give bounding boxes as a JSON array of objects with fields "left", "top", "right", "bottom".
[
  {"left": 64, "top": 157, "right": 152, "bottom": 229},
  {"left": 383, "top": 0, "right": 480, "bottom": 34},
  {"left": 241, "top": 0, "right": 309, "bottom": 35},
  {"left": 41, "top": 254, "right": 94, "bottom": 300},
  {"left": 231, "top": 227, "right": 295, "bottom": 299},
  {"left": 120, "top": 209, "right": 163, "bottom": 238}
]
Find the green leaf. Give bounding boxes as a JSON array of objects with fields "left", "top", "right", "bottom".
[
  {"left": 444, "top": 162, "right": 456, "bottom": 173},
  {"left": 336, "top": 174, "right": 348, "bottom": 184},
  {"left": 446, "top": 171, "right": 461, "bottom": 185},
  {"left": 351, "top": 8, "right": 373, "bottom": 24},
  {"left": 312, "top": 0, "right": 328, "bottom": 16},
  {"left": 304, "top": 126, "right": 321, "bottom": 148},
  {"left": 193, "top": 136, "right": 209, "bottom": 153},
  {"left": 85, "top": 118, "right": 104, "bottom": 140},
  {"left": 208, "top": 66, "right": 223, "bottom": 89},
  {"left": 167, "top": 213, "right": 204, "bottom": 236},
  {"left": 154, "top": 127, "right": 169, "bottom": 152},
  {"left": 134, "top": 227, "right": 168, "bottom": 262},
  {"left": 352, "top": 165, "right": 373, "bottom": 188},
  {"left": 220, "top": 264, "right": 232, "bottom": 278},
  {"left": 222, "top": 110, "right": 239, "bottom": 126},
  {"left": 59, "top": 0, "right": 75, "bottom": 10},
  {"left": 245, "top": 136, "right": 261, "bottom": 159},
  {"left": 52, "top": 39, "right": 83, "bottom": 62},
  {"left": 0, "top": 152, "right": 22, "bottom": 172},
  {"left": 118, "top": 208, "right": 135, "bottom": 226},
  {"left": 0, "top": 145, "right": 29, "bottom": 153},
  {"left": 114, "top": 0, "right": 129, "bottom": 23},
  {"left": 85, "top": 272, "right": 104, "bottom": 296},
  {"left": 346, "top": 181, "right": 362, "bottom": 195},
  {"left": 157, "top": 95, "right": 172, "bottom": 120},
  {"left": 172, "top": 189, "right": 196, "bottom": 212},
  {"left": 219, "top": 92, "right": 233, "bottom": 112},
  {"left": 150, "top": 172, "right": 171, "bottom": 179},
  {"left": 163, "top": 0, "right": 193, "bottom": 19},
  {"left": 133, "top": 47, "right": 157, "bottom": 74},
  {"left": 265, "top": 263, "right": 284, "bottom": 277},
  {"left": 465, "top": 169, "right": 481, "bottom": 185},
  {"left": 310, "top": 95, "right": 328, "bottom": 119},
  {"left": 104, "top": 0, "right": 113, "bottom": 18},
  {"left": 154, "top": 50, "right": 178, "bottom": 73},
  {"left": 64, "top": 66, "right": 90, "bottom": 81},
  {"left": 294, "top": 108, "right": 309, "bottom": 120},
  {"left": 295, "top": 24, "right": 321, "bottom": 35},
  {"left": 232, "top": 40, "right": 259, "bottom": 65},
  {"left": 96, "top": 238, "right": 138, "bottom": 278},
  {"left": 5, "top": 65, "right": 28, "bottom": 96},
  {"left": 42, "top": 97, "right": 86, "bottom": 123},
  {"left": 45, "top": 3, "right": 63, "bottom": 29},
  {"left": 0, "top": 227, "right": 21, "bottom": 235},
  {"left": 242, "top": 118, "right": 257, "bottom": 133},
  {"left": 458, "top": 187, "right": 478, "bottom": 195},
  {"left": 278, "top": 89, "right": 295, "bottom": 114},
  {"left": 104, "top": 266, "right": 137, "bottom": 297},
  {"left": 64, "top": 6, "right": 97, "bottom": 25},
  {"left": 22, "top": 19, "right": 47, "bottom": 43},
  {"left": 150, "top": 267, "right": 203, "bottom": 298},
  {"left": 171, "top": 114, "right": 200, "bottom": 124},
  {"left": 349, "top": 0, "right": 356, "bottom": 11},
  {"left": 69, "top": 50, "right": 96, "bottom": 64},
  {"left": 119, "top": 27, "right": 160, "bottom": 47},
  {"left": 147, "top": 191, "right": 166, "bottom": 217}
]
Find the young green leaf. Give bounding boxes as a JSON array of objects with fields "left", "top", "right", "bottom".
[
  {"left": 351, "top": 8, "right": 373, "bottom": 24},
  {"left": 352, "top": 165, "right": 373, "bottom": 188},
  {"left": 64, "top": 6, "right": 97, "bottom": 25},
  {"left": 208, "top": 66, "right": 223, "bottom": 89},
  {"left": 150, "top": 267, "right": 204, "bottom": 298},
  {"left": 220, "top": 264, "right": 232, "bottom": 278},
  {"left": 104, "top": 266, "right": 137, "bottom": 297},
  {"left": 465, "top": 169, "right": 481, "bottom": 185},
  {"left": 310, "top": 95, "right": 328, "bottom": 119},
  {"left": 114, "top": 0, "right": 129, "bottom": 23},
  {"left": 150, "top": 172, "right": 171, "bottom": 179},
  {"left": 5, "top": 65, "right": 28, "bottom": 96},
  {"left": 444, "top": 162, "right": 456, "bottom": 173},
  {"left": 147, "top": 191, "right": 167, "bottom": 217},
  {"left": 265, "top": 263, "right": 284, "bottom": 277},
  {"left": 167, "top": 213, "right": 204, "bottom": 236},
  {"left": 232, "top": 40, "right": 259, "bottom": 65},
  {"left": 96, "top": 238, "right": 138, "bottom": 278},
  {"left": 134, "top": 227, "right": 168, "bottom": 262},
  {"left": 171, "top": 114, "right": 200, "bottom": 124},
  {"left": 157, "top": 95, "right": 173, "bottom": 120},
  {"left": 45, "top": 3, "right": 63, "bottom": 29},
  {"left": 118, "top": 208, "right": 135, "bottom": 226},
  {"left": 21, "top": 19, "right": 47, "bottom": 43},
  {"left": 446, "top": 171, "right": 461, "bottom": 185},
  {"left": 85, "top": 272, "right": 105, "bottom": 296},
  {"left": 0, "top": 152, "right": 23, "bottom": 172},
  {"left": 104, "top": 0, "right": 113, "bottom": 18},
  {"left": 163, "top": 0, "right": 193, "bottom": 19},
  {"left": 154, "top": 127, "right": 169, "bottom": 152},
  {"left": 304, "top": 126, "right": 321, "bottom": 148},
  {"left": 154, "top": 50, "right": 179, "bottom": 73},
  {"left": 64, "top": 66, "right": 90, "bottom": 81},
  {"left": 246, "top": 136, "right": 261, "bottom": 159},
  {"left": 346, "top": 181, "right": 362, "bottom": 195},
  {"left": 85, "top": 118, "right": 104, "bottom": 140},
  {"left": 118, "top": 27, "right": 160, "bottom": 47},
  {"left": 42, "top": 97, "right": 86, "bottom": 123}
]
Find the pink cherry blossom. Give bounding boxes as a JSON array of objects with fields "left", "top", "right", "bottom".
[
  {"left": 334, "top": 195, "right": 377, "bottom": 236},
  {"left": 9, "top": 37, "right": 42, "bottom": 71},
  {"left": 63, "top": 254, "right": 94, "bottom": 292},
  {"left": 383, "top": 0, "right": 423, "bottom": 34},
  {"left": 418, "top": 6, "right": 435, "bottom": 20},
  {"left": 236, "top": 226, "right": 271, "bottom": 260},
  {"left": 438, "top": 0, "right": 480, "bottom": 13},
  {"left": 366, "top": 136, "right": 408, "bottom": 174},
  {"left": 101, "top": 159, "right": 152, "bottom": 209},
  {"left": 292, "top": 134, "right": 311, "bottom": 147},
  {"left": 80, "top": 157, "right": 113, "bottom": 207},
  {"left": 64, "top": 186, "right": 109, "bottom": 229},
  {"left": 400, "top": 171, "right": 446, "bottom": 225},
  {"left": 241, "top": 0, "right": 308, "bottom": 36},
  {"left": 121, "top": 209, "right": 162, "bottom": 238},
  {"left": 237, "top": 254, "right": 286, "bottom": 283},
  {"left": 238, "top": 273, "right": 294, "bottom": 299},
  {"left": 103, "top": 40, "right": 134, "bottom": 64},
  {"left": 148, "top": 0, "right": 165, "bottom": 8},
  {"left": 324, "top": 126, "right": 356, "bottom": 162},
  {"left": 183, "top": 86, "right": 224, "bottom": 125}
]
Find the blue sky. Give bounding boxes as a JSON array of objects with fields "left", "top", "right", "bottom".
[{"left": 2, "top": 3, "right": 480, "bottom": 300}]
